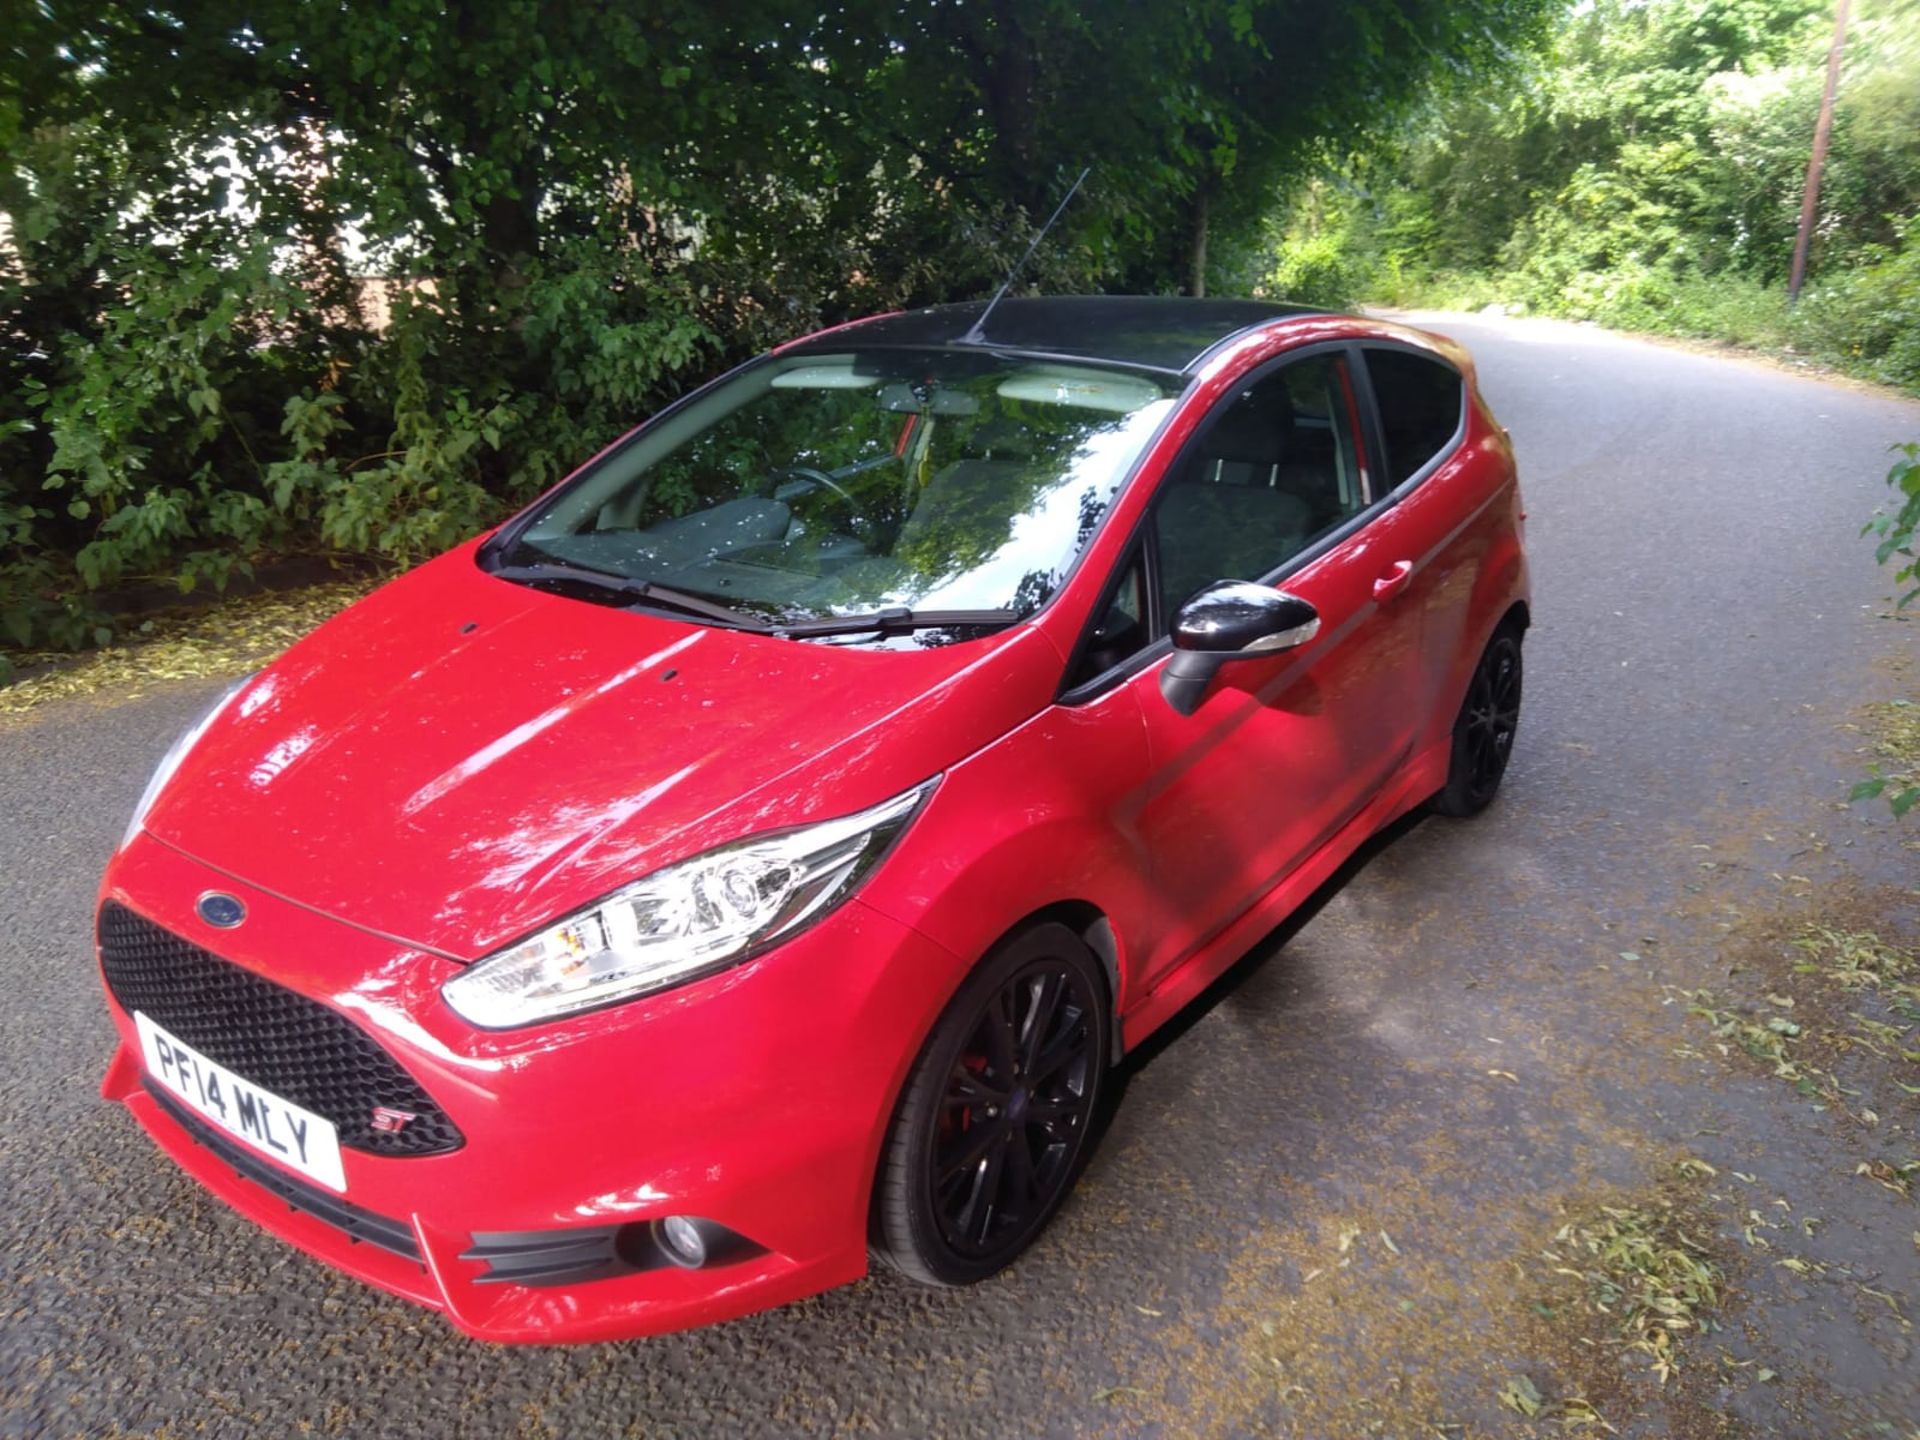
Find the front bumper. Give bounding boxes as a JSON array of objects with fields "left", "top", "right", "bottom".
[{"left": 97, "top": 832, "right": 960, "bottom": 1343}]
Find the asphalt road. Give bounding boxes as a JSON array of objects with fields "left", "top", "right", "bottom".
[{"left": 4, "top": 315, "right": 1918, "bottom": 1439}]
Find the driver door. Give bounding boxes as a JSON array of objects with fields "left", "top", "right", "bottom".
[{"left": 1123, "top": 347, "right": 1426, "bottom": 989}]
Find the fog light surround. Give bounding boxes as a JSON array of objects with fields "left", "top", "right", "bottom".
[{"left": 467, "top": 1218, "right": 765, "bottom": 1284}]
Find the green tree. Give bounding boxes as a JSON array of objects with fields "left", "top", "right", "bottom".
[
  {"left": 1258, "top": 0, "right": 1920, "bottom": 385},
  {"left": 1, "top": 0, "right": 1553, "bottom": 666}
]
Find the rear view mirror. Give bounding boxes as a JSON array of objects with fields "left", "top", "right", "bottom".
[
  {"left": 876, "top": 383, "right": 981, "bottom": 416},
  {"left": 1159, "top": 580, "right": 1320, "bottom": 715}
]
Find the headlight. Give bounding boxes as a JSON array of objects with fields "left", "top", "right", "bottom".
[
  {"left": 121, "top": 675, "right": 253, "bottom": 850},
  {"left": 442, "top": 779, "right": 935, "bottom": 1028}
]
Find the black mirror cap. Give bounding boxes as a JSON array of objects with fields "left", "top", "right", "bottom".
[
  {"left": 1159, "top": 581, "right": 1321, "bottom": 716},
  {"left": 1171, "top": 580, "right": 1320, "bottom": 656}
]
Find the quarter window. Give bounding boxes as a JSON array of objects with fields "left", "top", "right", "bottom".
[
  {"left": 1364, "top": 348, "right": 1464, "bottom": 487},
  {"left": 1068, "top": 544, "right": 1149, "bottom": 688},
  {"left": 1152, "top": 352, "right": 1369, "bottom": 618}
]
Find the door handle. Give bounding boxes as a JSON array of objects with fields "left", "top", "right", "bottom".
[{"left": 1373, "top": 560, "right": 1414, "bottom": 602}]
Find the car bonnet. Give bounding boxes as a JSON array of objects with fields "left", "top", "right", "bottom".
[{"left": 138, "top": 542, "right": 1062, "bottom": 960}]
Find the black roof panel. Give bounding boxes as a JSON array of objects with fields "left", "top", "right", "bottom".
[{"left": 787, "top": 296, "right": 1324, "bottom": 376}]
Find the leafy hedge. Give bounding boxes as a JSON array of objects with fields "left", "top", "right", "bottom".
[{"left": 3, "top": 245, "right": 707, "bottom": 650}]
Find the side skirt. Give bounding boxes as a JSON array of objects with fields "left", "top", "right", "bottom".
[{"left": 1118, "top": 737, "right": 1450, "bottom": 1050}]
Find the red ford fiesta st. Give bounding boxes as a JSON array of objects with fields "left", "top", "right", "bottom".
[{"left": 97, "top": 297, "right": 1528, "bottom": 1343}]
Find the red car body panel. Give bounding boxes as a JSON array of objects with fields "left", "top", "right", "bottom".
[
  {"left": 139, "top": 550, "right": 1066, "bottom": 959},
  {"left": 99, "top": 833, "right": 966, "bottom": 1342},
  {"left": 96, "top": 305, "right": 1528, "bottom": 1342}
]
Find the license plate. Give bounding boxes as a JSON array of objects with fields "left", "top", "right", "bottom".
[{"left": 135, "top": 1011, "right": 347, "bottom": 1193}]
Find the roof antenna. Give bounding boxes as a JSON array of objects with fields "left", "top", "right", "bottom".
[{"left": 960, "top": 166, "right": 1091, "bottom": 345}]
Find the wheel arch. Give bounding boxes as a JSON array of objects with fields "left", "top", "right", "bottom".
[
  {"left": 852, "top": 706, "right": 1152, "bottom": 1255},
  {"left": 981, "top": 900, "right": 1125, "bottom": 1063},
  {"left": 861, "top": 896, "right": 1124, "bottom": 1255},
  {"left": 1426, "top": 539, "right": 1530, "bottom": 752}
]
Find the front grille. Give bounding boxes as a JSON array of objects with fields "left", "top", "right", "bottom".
[
  {"left": 146, "top": 1081, "right": 423, "bottom": 1262},
  {"left": 100, "top": 902, "right": 462, "bottom": 1157}
]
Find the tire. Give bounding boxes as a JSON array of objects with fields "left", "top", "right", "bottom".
[
  {"left": 1433, "top": 624, "right": 1524, "bottom": 817},
  {"left": 872, "top": 922, "right": 1111, "bottom": 1287}
]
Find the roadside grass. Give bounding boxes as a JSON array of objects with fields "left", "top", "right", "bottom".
[
  {"left": 1363, "top": 272, "right": 1920, "bottom": 400},
  {"left": 0, "top": 578, "right": 379, "bottom": 719},
  {"left": 1842, "top": 641, "right": 1918, "bottom": 826},
  {"left": 1851, "top": 698, "right": 1920, "bottom": 819}
]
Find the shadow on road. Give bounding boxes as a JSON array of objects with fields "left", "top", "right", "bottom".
[{"left": 1111, "top": 806, "right": 1433, "bottom": 1087}]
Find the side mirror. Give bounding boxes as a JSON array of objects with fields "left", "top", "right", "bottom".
[{"left": 1159, "top": 580, "right": 1320, "bottom": 716}]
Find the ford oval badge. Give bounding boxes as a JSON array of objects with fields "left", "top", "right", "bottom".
[{"left": 196, "top": 891, "right": 246, "bottom": 928}]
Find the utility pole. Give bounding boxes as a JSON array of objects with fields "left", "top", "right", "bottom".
[{"left": 1789, "top": 0, "right": 1851, "bottom": 301}]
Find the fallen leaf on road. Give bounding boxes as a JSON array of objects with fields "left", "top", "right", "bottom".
[
  {"left": 1856, "top": 1285, "right": 1910, "bottom": 1329},
  {"left": 1497, "top": 1375, "right": 1544, "bottom": 1417},
  {"left": 1857, "top": 1161, "right": 1914, "bottom": 1197},
  {"left": 1557, "top": 1395, "right": 1612, "bottom": 1429}
]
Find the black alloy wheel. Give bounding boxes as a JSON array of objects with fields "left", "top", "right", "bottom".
[
  {"left": 873, "top": 922, "right": 1109, "bottom": 1286},
  {"left": 1435, "top": 626, "right": 1523, "bottom": 817}
]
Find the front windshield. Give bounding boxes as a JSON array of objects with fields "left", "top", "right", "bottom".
[{"left": 500, "top": 348, "right": 1179, "bottom": 633}]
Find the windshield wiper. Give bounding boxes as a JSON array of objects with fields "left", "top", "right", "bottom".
[
  {"left": 494, "top": 558, "right": 1018, "bottom": 640},
  {"left": 491, "top": 559, "right": 772, "bottom": 631},
  {"left": 774, "top": 607, "right": 1021, "bottom": 639}
]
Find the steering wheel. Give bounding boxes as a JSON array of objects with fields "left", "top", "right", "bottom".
[{"left": 771, "top": 465, "right": 857, "bottom": 508}]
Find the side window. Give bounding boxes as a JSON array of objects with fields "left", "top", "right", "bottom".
[
  {"left": 1153, "top": 352, "right": 1368, "bottom": 619},
  {"left": 1364, "top": 348, "right": 1464, "bottom": 488}
]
